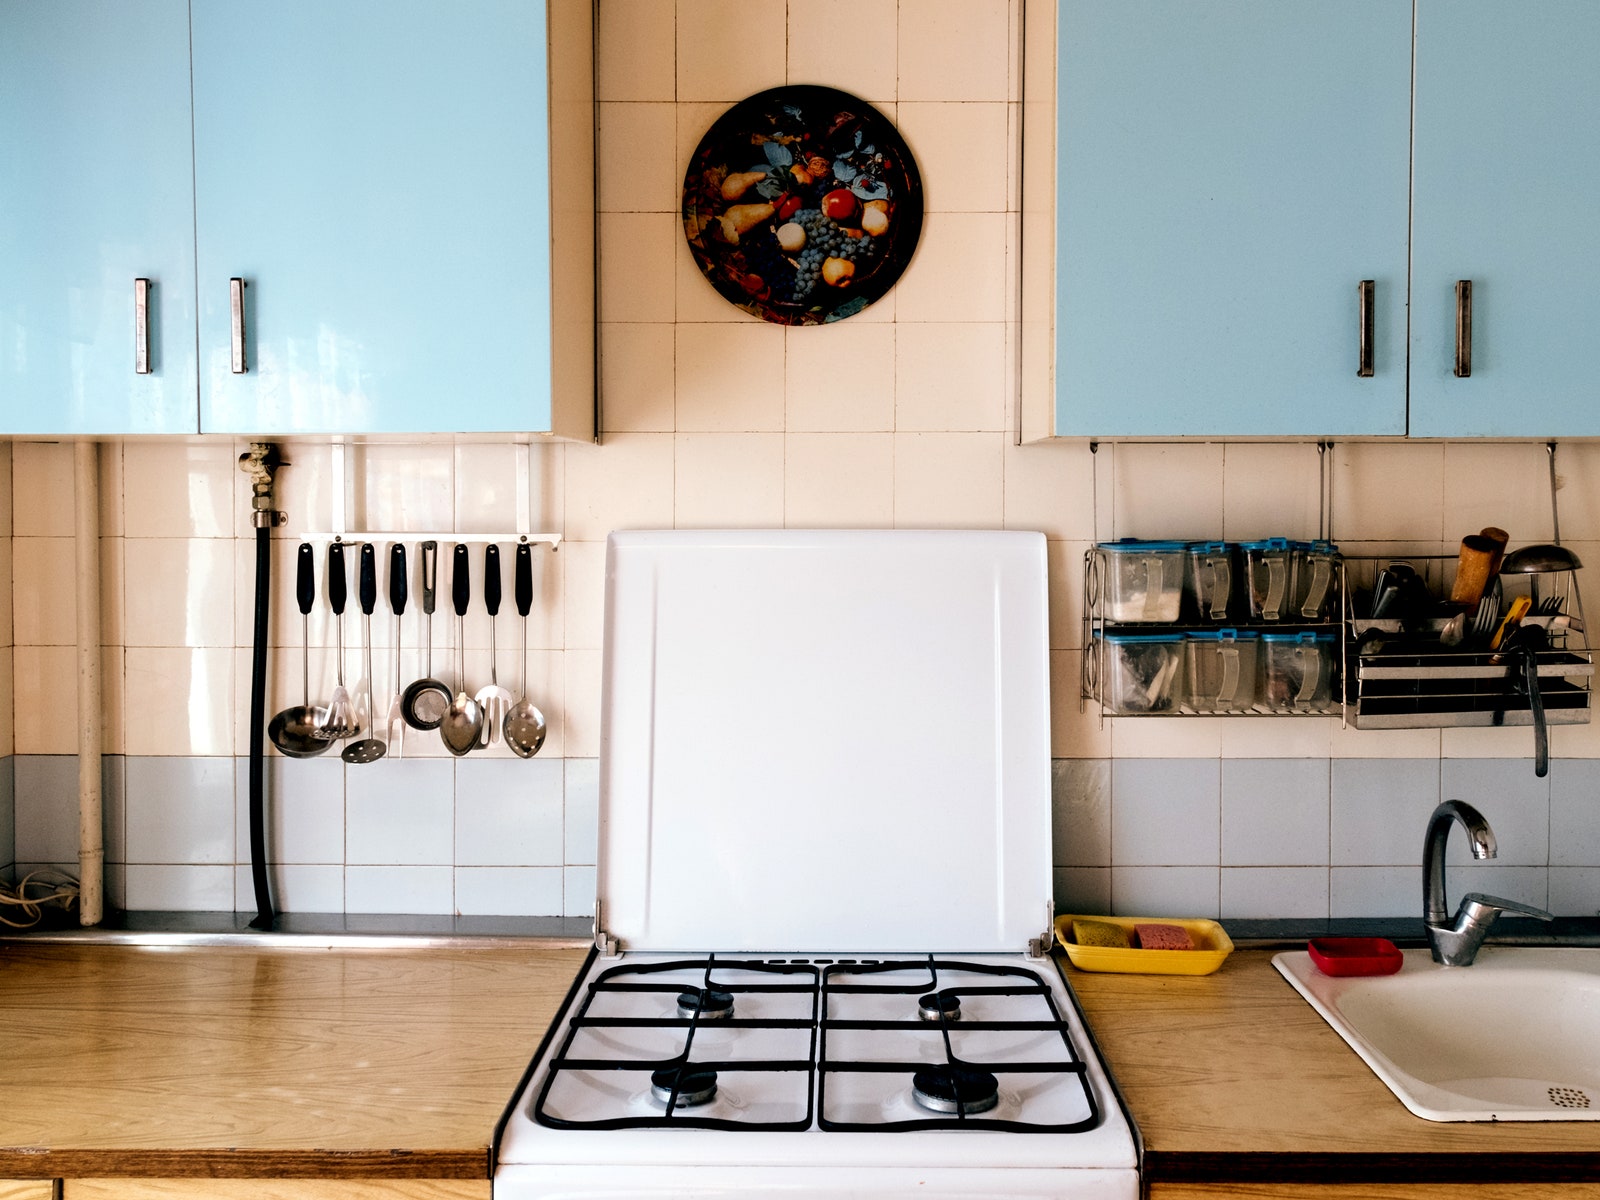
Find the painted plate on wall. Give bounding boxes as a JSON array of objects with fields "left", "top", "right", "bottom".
[{"left": 683, "top": 85, "right": 923, "bottom": 326}]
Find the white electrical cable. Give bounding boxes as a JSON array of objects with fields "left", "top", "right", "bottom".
[{"left": 0, "top": 869, "right": 80, "bottom": 929}]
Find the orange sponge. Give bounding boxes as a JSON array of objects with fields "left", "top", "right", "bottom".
[{"left": 1133, "top": 922, "right": 1193, "bottom": 950}]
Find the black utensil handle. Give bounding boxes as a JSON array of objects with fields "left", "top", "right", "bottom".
[
  {"left": 358, "top": 542, "right": 377, "bottom": 616},
  {"left": 452, "top": 543, "right": 471, "bottom": 617},
  {"left": 327, "top": 542, "right": 347, "bottom": 615},
  {"left": 389, "top": 543, "right": 408, "bottom": 616},
  {"left": 483, "top": 544, "right": 502, "bottom": 618},
  {"left": 295, "top": 542, "right": 315, "bottom": 616},
  {"left": 419, "top": 540, "right": 438, "bottom": 616},
  {"left": 515, "top": 541, "right": 533, "bottom": 618}
]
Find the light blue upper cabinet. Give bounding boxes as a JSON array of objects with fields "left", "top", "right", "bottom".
[
  {"left": 1410, "top": 1, "right": 1600, "bottom": 438},
  {"left": 0, "top": 0, "right": 199, "bottom": 435},
  {"left": 192, "top": 0, "right": 589, "bottom": 437},
  {"left": 1049, "top": 1, "right": 1413, "bottom": 437}
]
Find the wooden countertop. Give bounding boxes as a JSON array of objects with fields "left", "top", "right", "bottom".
[
  {"left": 1065, "top": 947, "right": 1600, "bottom": 1185},
  {"left": 0, "top": 942, "right": 588, "bottom": 1180}
]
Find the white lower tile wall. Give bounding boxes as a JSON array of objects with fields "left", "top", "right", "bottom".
[
  {"left": 9, "top": 754, "right": 599, "bottom": 917},
  {"left": 1052, "top": 757, "right": 1600, "bottom": 921}
]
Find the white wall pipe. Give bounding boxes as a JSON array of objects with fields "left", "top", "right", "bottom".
[{"left": 74, "top": 441, "right": 103, "bottom": 926}]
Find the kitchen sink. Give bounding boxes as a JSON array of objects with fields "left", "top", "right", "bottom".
[{"left": 1274, "top": 946, "right": 1600, "bottom": 1122}]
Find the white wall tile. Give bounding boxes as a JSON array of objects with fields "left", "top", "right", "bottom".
[
  {"left": 675, "top": 433, "right": 785, "bottom": 527},
  {"left": 1003, "top": 439, "right": 1095, "bottom": 542},
  {"left": 1442, "top": 442, "right": 1558, "bottom": 548},
  {"left": 599, "top": 102, "right": 680, "bottom": 213},
  {"left": 597, "top": 0, "right": 675, "bottom": 102},
  {"left": 1221, "top": 867, "right": 1328, "bottom": 920},
  {"left": 1445, "top": 864, "right": 1549, "bottom": 913},
  {"left": 897, "top": 0, "right": 1011, "bottom": 102},
  {"left": 455, "top": 758, "right": 564, "bottom": 866},
  {"left": 1329, "top": 866, "right": 1414, "bottom": 918},
  {"left": 1110, "top": 759, "right": 1220, "bottom": 866},
  {"left": 0, "top": 648, "right": 13, "bottom": 758},
  {"left": 675, "top": 0, "right": 785, "bottom": 102},
  {"left": 676, "top": 324, "right": 786, "bottom": 432},
  {"left": 784, "top": 433, "right": 894, "bottom": 527},
  {"left": 892, "top": 212, "right": 1009, "bottom": 323},
  {"left": 893, "top": 324, "right": 1007, "bottom": 432},
  {"left": 561, "top": 541, "right": 608, "bottom": 651},
  {"left": 601, "top": 324, "right": 677, "bottom": 433},
  {"left": 1222, "top": 759, "right": 1329, "bottom": 867},
  {"left": 125, "top": 756, "right": 235, "bottom": 865},
  {"left": 1551, "top": 761, "right": 1600, "bottom": 866},
  {"left": 564, "top": 433, "right": 676, "bottom": 541},
  {"left": 1330, "top": 759, "right": 1440, "bottom": 865},
  {"left": 16, "top": 646, "right": 121, "bottom": 756},
  {"left": 125, "top": 864, "right": 234, "bottom": 911},
  {"left": 564, "top": 864, "right": 597, "bottom": 917},
  {"left": 243, "top": 864, "right": 345, "bottom": 913},
  {"left": 233, "top": 755, "right": 346, "bottom": 864},
  {"left": 896, "top": 103, "right": 1010, "bottom": 212},
  {"left": 1111, "top": 443, "right": 1224, "bottom": 541},
  {"left": 124, "top": 538, "right": 235, "bottom": 648},
  {"left": 1110, "top": 866, "right": 1219, "bottom": 919},
  {"left": 787, "top": 0, "right": 898, "bottom": 102},
  {"left": 601, "top": 213, "right": 679, "bottom": 322},
  {"left": 1110, "top": 716, "right": 1225, "bottom": 759},
  {"left": 784, "top": 324, "right": 896, "bottom": 433},
  {"left": 1332, "top": 443, "right": 1444, "bottom": 542},
  {"left": 346, "top": 758, "right": 453, "bottom": 865},
  {"left": 11, "top": 537, "right": 74, "bottom": 646},
  {"left": 123, "top": 648, "right": 233, "bottom": 757},
  {"left": 565, "top": 758, "right": 599, "bottom": 864},
  {"left": 346, "top": 865, "right": 454, "bottom": 914},
  {"left": 457, "top": 866, "right": 564, "bottom": 916},
  {"left": 1053, "top": 866, "right": 1110, "bottom": 916},
  {"left": 1439, "top": 759, "right": 1549, "bottom": 867},
  {"left": 11, "top": 442, "right": 75, "bottom": 537},
  {"left": 1222, "top": 443, "right": 1324, "bottom": 542},
  {"left": 122, "top": 442, "right": 236, "bottom": 539},
  {"left": 1550, "top": 867, "right": 1600, "bottom": 916},
  {"left": 1050, "top": 650, "right": 1112, "bottom": 759},
  {"left": 893, "top": 433, "right": 1004, "bottom": 528},
  {"left": 1051, "top": 759, "right": 1109, "bottom": 867}
]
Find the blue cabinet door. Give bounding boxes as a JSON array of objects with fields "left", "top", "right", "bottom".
[
  {"left": 191, "top": 0, "right": 553, "bottom": 434},
  {"left": 0, "top": 0, "right": 198, "bottom": 434},
  {"left": 1410, "top": 1, "right": 1600, "bottom": 437},
  {"left": 1054, "top": 1, "right": 1412, "bottom": 437}
]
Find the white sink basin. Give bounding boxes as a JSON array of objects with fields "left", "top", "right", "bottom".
[{"left": 1274, "top": 946, "right": 1600, "bottom": 1122}]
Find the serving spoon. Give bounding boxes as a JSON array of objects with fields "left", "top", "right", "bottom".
[
  {"left": 400, "top": 540, "right": 451, "bottom": 730},
  {"left": 504, "top": 541, "right": 547, "bottom": 758},
  {"left": 440, "top": 543, "right": 484, "bottom": 756},
  {"left": 343, "top": 543, "right": 387, "bottom": 764}
]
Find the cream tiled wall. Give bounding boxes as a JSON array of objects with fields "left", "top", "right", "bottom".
[
  {"left": 7, "top": 0, "right": 1600, "bottom": 919},
  {"left": 1, "top": 440, "right": 12, "bottom": 877}
]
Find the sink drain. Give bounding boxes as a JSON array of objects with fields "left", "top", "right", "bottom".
[{"left": 1549, "top": 1086, "right": 1591, "bottom": 1109}]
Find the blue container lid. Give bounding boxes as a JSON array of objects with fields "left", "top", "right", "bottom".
[
  {"left": 1239, "top": 537, "right": 1293, "bottom": 552},
  {"left": 1187, "top": 629, "right": 1258, "bottom": 642},
  {"left": 1101, "top": 632, "right": 1185, "bottom": 644},
  {"left": 1098, "top": 538, "right": 1189, "bottom": 554},
  {"left": 1301, "top": 539, "right": 1340, "bottom": 555},
  {"left": 1261, "top": 631, "right": 1336, "bottom": 644},
  {"left": 1188, "top": 541, "right": 1233, "bottom": 555}
]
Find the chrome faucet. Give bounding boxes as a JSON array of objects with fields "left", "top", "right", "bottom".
[{"left": 1423, "top": 799, "right": 1553, "bottom": 966}]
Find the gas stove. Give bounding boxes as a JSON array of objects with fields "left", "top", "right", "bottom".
[{"left": 493, "top": 530, "right": 1139, "bottom": 1198}]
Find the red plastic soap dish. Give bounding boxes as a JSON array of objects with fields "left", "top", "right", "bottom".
[{"left": 1308, "top": 937, "right": 1403, "bottom": 977}]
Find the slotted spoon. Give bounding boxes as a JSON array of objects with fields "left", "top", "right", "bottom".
[
  {"left": 317, "top": 541, "right": 360, "bottom": 741},
  {"left": 474, "top": 544, "right": 513, "bottom": 748}
]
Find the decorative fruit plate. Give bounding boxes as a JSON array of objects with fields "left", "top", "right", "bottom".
[{"left": 683, "top": 84, "right": 923, "bottom": 325}]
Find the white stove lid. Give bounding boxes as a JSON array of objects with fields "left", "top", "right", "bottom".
[{"left": 596, "top": 530, "right": 1052, "bottom": 954}]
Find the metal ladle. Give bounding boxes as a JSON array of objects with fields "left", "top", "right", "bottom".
[
  {"left": 267, "top": 542, "right": 332, "bottom": 758},
  {"left": 440, "top": 543, "right": 484, "bottom": 756},
  {"left": 343, "top": 543, "right": 386, "bottom": 764},
  {"left": 400, "top": 540, "right": 451, "bottom": 730},
  {"left": 504, "top": 541, "right": 547, "bottom": 758},
  {"left": 1500, "top": 442, "right": 1584, "bottom": 585}
]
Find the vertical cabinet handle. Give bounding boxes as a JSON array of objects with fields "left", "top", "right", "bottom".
[
  {"left": 134, "top": 278, "right": 152, "bottom": 374},
  {"left": 1454, "top": 279, "right": 1472, "bottom": 378},
  {"left": 1357, "top": 280, "right": 1375, "bottom": 377},
  {"left": 230, "top": 277, "right": 248, "bottom": 374}
]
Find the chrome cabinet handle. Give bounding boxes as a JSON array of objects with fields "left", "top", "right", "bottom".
[
  {"left": 134, "top": 278, "right": 152, "bottom": 374},
  {"left": 230, "top": 277, "right": 248, "bottom": 374},
  {"left": 1357, "top": 279, "right": 1374, "bottom": 377},
  {"left": 1455, "top": 279, "right": 1472, "bottom": 378}
]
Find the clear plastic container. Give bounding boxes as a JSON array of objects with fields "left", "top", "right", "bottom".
[
  {"left": 1100, "top": 632, "right": 1184, "bottom": 713},
  {"left": 1242, "top": 538, "right": 1297, "bottom": 622},
  {"left": 1261, "top": 631, "right": 1337, "bottom": 713},
  {"left": 1292, "top": 540, "right": 1340, "bottom": 622},
  {"left": 1098, "top": 540, "right": 1186, "bottom": 623},
  {"left": 1184, "top": 630, "right": 1259, "bottom": 713},
  {"left": 1186, "top": 542, "right": 1237, "bottom": 622}
]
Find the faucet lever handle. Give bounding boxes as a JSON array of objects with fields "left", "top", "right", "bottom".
[{"left": 1461, "top": 892, "right": 1554, "bottom": 922}]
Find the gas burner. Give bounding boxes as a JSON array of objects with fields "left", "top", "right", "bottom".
[
  {"left": 911, "top": 1067, "right": 1000, "bottom": 1116},
  {"left": 677, "top": 988, "right": 735, "bottom": 1020},
  {"left": 917, "top": 991, "right": 961, "bottom": 1022},
  {"left": 650, "top": 1067, "right": 719, "bottom": 1108}
]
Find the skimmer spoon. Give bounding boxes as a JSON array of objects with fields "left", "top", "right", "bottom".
[
  {"left": 473, "top": 544, "right": 513, "bottom": 748},
  {"left": 504, "top": 541, "right": 547, "bottom": 758},
  {"left": 440, "top": 543, "right": 484, "bottom": 756},
  {"left": 317, "top": 541, "right": 360, "bottom": 741},
  {"left": 343, "top": 543, "right": 386, "bottom": 764}
]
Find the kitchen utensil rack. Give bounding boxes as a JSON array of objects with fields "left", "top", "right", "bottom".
[
  {"left": 1080, "top": 545, "right": 1345, "bottom": 722},
  {"left": 1342, "top": 553, "right": 1592, "bottom": 730}
]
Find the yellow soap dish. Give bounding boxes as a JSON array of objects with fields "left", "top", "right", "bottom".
[{"left": 1055, "top": 913, "right": 1234, "bottom": 976}]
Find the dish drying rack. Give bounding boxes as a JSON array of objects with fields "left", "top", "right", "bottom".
[{"left": 1343, "top": 554, "right": 1592, "bottom": 730}]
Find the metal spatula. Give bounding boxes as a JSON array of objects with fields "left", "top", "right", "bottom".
[
  {"left": 317, "top": 541, "right": 360, "bottom": 741},
  {"left": 474, "top": 543, "right": 513, "bottom": 747}
]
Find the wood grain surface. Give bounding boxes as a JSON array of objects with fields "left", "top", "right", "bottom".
[
  {"left": 0, "top": 1183, "right": 55, "bottom": 1200},
  {"left": 0, "top": 943, "right": 586, "bottom": 1179},
  {"left": 1067, "top": 948, "right": 1600, "bottom": 1184}
]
